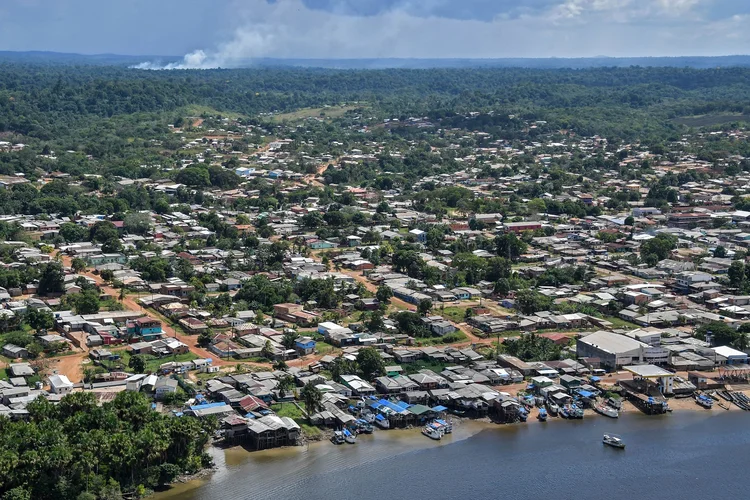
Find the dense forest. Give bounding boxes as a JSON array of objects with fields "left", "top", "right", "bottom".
[
  {"left": 2, "top": 65, "right": 750, "bottom": 142},
  {"left": 0, "top": 391, "right": 216, "bottom": 500}
]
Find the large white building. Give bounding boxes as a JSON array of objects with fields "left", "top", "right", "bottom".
[{"left": 577, "top": 331, "right": 646, "bottom": 370}]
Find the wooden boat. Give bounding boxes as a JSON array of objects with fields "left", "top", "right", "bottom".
[
  {"left": 560, "top": 405, "right": 571, "bottom": 419},
  {"left": 607, "top": 397, "right": 623, "bottom": 410},
  {"left": 603, "top": 434, "right": 625, "bottom": 449},
  {"left": 695, "top": 394, "right": 714, "bottom": 409},
  {"left": 594, "top": 404, "right": 619, "bottom": 418}
]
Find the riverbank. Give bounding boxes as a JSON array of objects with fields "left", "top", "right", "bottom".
[{"left": 154, "top": 408, "right": 748, "bottom": 500}]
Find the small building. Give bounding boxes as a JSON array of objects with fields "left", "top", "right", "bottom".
[
  {"left": 294, "top": 337, "right": 316, "bottom": 356},
  {"left": 126, "top": 317, "right": 163, "bottom": 340},
  {"left": 48, "top": 374, "right": 74, "bottom": 394},
  {"left": 154, "top": 377, "right": 179, "bottom": 399},
  {"left": 2, "top": 344, "right": 28, "bottom": 359}
]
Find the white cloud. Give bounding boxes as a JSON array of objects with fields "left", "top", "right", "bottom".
[{"left": 134, "top": 0, "right": 750, "bottom": 68}]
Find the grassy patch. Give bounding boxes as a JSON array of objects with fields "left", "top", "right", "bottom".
[
  {"left": 601, "top": 316, "right": 640, "bottom": 329},
  {"left": 271, "top": 402, "right": 322, "bottom": 438},
  {"left": 270, "top": 105, "right": 361, "bottom": 123},
  {"left": 414, "top": 331, "right": 467, "bottom": 347},
  {"left": 437, "top": 306, "right": 470, "bottom": 323},
  {"left": 672, "top": 113, "right": 750, "bottom": 127},
  {"left": 402, "top": 359, "right": 451, "bottom": 375},
  {"left": 115, "top": 350, "right": 199, "bottom": 373}
]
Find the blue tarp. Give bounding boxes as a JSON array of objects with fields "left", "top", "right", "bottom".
[
  {"left": 375, "top": 414, "right": 386, "bottom": 421},
  {"left": 590, "top": 376, "right": 601, "bottom": 382},
  {"left": 577, "top": 390, "right": 594, "bottom": 398},
  {"left": 432, "top": 405, "right": 447, "bottom": 412},
  {"left": 190, "top": 402, "right": 227, "bottom": 411}
]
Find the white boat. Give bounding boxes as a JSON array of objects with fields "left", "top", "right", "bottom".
[
  {"left": 422, "top": 424, "right": 443, "bottom": 441},
  {"left": 343, "top": 428, "right": 356, "bottom": 444},
  {"left": 594, "top": 404, "right": 619, "bottom": 418},
  {"left": 602, "top": 434, "right": 625, "bottom": 449},
  {"left": 374, "top": 414, "right": 390, "bottom": 429}
]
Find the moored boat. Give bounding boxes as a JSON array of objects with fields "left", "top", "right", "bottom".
[
  {"left": 546, "top": 401, "right": 559, "bottom": 416},
  {"left": 560, "top": 405, "right": 571, "bottom": 419},
  {"left": 343, "top": 428, "right": 357, "bottom": 444},
  {"left": 594, "top": 404, "right": 619, "bottom": 418},
  {"left": 422, "top": 423, "right": 443, "bottom": 441},
  {"left": 695, "top": 394, "right": 714, "bottom": 409},
  {"left": 602, "top": 434, "right": 625, "bottom": 449},
  {"left": 374, "top": 414, "right": 390, "bottom": 429},
  {"left": 434, "top": 419, "right": 452, "bottom": 434},
  {"left": 330, "top": 431, "right": 345, "bottom": 445},
  {"left": 537, "top": 408, "right": 548, "bottom": 421}
]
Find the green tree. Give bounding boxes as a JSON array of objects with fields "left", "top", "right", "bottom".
[
  {"left": 356, "top": 347, "right": 386, "bottom": 380},
  {"left": 417, "top": 298, "right": 433, "bottom": 316},
  {"left": 128, "top": 355, "right": 146, "bottom": 374},
  {"left": 515, "top": 289, "right": 552, "bottom": 315},
  {"left": 300, "top": 383, "right": 322, "bottom": 421},
  {"left": 71, "top": 258, "right": 87, "bottom": 273},
  {"left": 281, "top": 331, "right": 298, "bottom": 350},
  {"left": 38, "top": 262, "right": 65, "bottom": 296},
  {"left": 197, "top": 331, "right": 213, "bottom": 347},
  {"left": 376, "top": 285, "right": 393, "bottom": 304},
  {"left": 25, "top": 308, "right": 54, "bottom": 333},
  {"left": 261, "top": 340, "right": 274, "bottom": 360},
  {"left": 714, "top": 246, "right": 727, "bottom": 258}
]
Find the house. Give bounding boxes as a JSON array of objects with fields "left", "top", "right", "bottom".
[
  {"left": 503, "top": 221, "right": 542, "bottom": 233},
  {"left": 408, "top": 229, "right": 427, "bottom": 243},
  {"left": 309, "top": 240, "right": 338, "bottom": 250},
  {"left": 126, "top": 317, "right": 164, "bottom": 340},
  {"left": 154, "top": 377, "right": 179, "bottom": 399},
  {"left": 9, "top": 363, "right": 34, "bottom": 378},
  {"left": 48, "top": 374, "right": 73, "bottom": 394},
  {"left": 357, "top": 298, "right": 380, "bottom": 311},
  {"left": 294, "top": 337, "right": 316, "bottom": 356},
  {"left": 2, "top": 344, "right": 28, "bottom": 359},
  {"left": 339, "top": 374, "right": 376, "bottom": 396}
]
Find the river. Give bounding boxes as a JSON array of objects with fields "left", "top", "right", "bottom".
[{"left": 156, "top": 411, "right": 749, "bottom": 500}]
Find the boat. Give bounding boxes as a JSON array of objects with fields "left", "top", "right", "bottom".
[
  {"left": 560, "top": 405, "right": 571, "bottom": 419},
  {"left": 594, "top": 404, "right": 619, "bottom": 418},
  {"left": 422, "top": 423, "right": 443, "bottom": 441},
  {"left": 435, "top": 419, "right": 452, "bottom": 434},
  {"left": 607, "top": 397, "right": 623, "bottom": 410},
  {"left": 374, "top": 414, "right": 390, "bottom": 429},
  {"left": 330, "top": 431, "right": 345, "bottom": 445},
  {"left": 546, "top": 401, "right": 559, "bottom": 416},
  {"left": 571, "top": 404, "right": 584, "bottom": 419},
  {"left": 695, "top": 394, "right": 714, "bottom": 409},
  {"left": 537, "top": 408, "right": 548, "bottom": 422},
  {"left": 343, "top": 428, "right": 357, "bottom": 444},
  {"left": 356, "top": 419, "right": 373, "bottom": 434},
  {"left": 518, "top": 407, "right": 528, "bottom": 422},
  {"left": 602, "top": 434, "right": 625, "bottom": 449},
  {"left": 361, "top": 410, "right": 376, "bottom": 424}
]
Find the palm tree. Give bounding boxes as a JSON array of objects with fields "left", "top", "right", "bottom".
[{"left": 300, "top": 383, "right": 322, "bottom": 421}]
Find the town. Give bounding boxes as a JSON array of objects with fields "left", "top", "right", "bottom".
[{"left": 1, "top": 63, "right": 750, "bottom": 499}]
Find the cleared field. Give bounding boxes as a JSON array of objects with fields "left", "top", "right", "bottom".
[
  {"left": 270, "top": 105, "right": 362, "bottom": 122},
  {"left": 673, "top": 113, "right": 750, "bottom": 127}
]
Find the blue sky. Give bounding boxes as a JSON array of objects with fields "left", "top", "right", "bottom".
[{"left": 1, "top": 0, "right": 749, "bottom": 64}]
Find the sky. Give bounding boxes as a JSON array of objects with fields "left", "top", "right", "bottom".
[{"left": 0, "top": 0, "right": 749, "bottom": 67}]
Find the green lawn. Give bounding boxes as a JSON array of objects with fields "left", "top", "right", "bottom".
[
  {"left": 270, "top": 105, "right": 361, "bottom": 123},
  {"left": 403, "top": 360, "right": 451, "bottom": 375},
  {"left": 414, "top": 331, "right": 467, "bottom": 347},
  {"left": 271, "top": 402, "right": 322, "bottom": 439},
  {"left": 115, "top": 349, "right": 199, "bottom": 373},
  {"left": 601, "top": 316, "right": 640, "bottom": 329},
  {"left": 437, "top": 306, "right": 470, "bottom": 323}
]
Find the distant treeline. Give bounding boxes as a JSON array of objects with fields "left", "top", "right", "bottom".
[{"left": 2, "top": 64, "right": 750, "bottom": 142}]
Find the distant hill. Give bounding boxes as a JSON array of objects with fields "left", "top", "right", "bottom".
[{"left": 1, "top": 51, "right": 750, "bottom": 69}]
